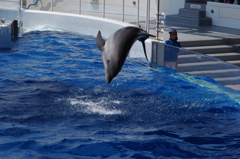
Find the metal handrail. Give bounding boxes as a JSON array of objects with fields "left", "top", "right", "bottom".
[
  {"left": 145, "top": 0, "right": 150, "bottom": 33},
  {"left": 122, "top": 0, "right": 124, "bottom": 22},
  {"left": 156, "top": 0, "right": 165, "bottom": 40},
  {"left": 26, "top": 0, "right": 40, "bottom": 9},
  {"left": 137, "top": 0, "right": 139, "bottom": 26},
  {"left": 103, "top": 0, "right": 105, "bottom": 18}
]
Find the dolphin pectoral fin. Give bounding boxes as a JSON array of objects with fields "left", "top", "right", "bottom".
[
  {"left": 141, "top": 41, "right": 149, "bottom": 61},
  {"left": 96, "top": 31, "right": 105, "bottom": 52},
  {"left": 138, "top": 33, "right": 155, "bottom": 61}
]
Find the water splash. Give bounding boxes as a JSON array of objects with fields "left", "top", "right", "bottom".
[
  {"left": 19, "top": 26, "right": 64, "bottom": 37},
  {"left": 68, "top": 97, "right": 122, "bottom": 115}
]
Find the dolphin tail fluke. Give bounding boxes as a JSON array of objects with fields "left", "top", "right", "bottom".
[{"left": 96, "top": 31, "right": 105, "bottom": 52}]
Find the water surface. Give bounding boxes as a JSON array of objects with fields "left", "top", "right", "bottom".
[{"left": 0, "top": 31, "right": 240, "bottom": 159}]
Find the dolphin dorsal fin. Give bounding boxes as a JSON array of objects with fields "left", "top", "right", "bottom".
[{"left": 96, "top": 31, "right": 105, "bottom": 52}]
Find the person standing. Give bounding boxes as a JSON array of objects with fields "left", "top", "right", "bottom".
[
  {"left": 164, "top": 29, "right": 181, "bottom": 70},
  {"left": 166, "top": 29, "right": 181, "bottom": 48}
]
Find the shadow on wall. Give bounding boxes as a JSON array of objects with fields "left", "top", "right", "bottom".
[
  {"left": 90, "top": 0, "right": 99, "bottom": 10},
  {"left": 36, "top": 0, "right": 64, "bottom": 10},
  {"left": 32, "top": 0, "right": 99, "bottom": 11}
]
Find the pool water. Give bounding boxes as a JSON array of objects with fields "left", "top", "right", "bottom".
[{"left": 0, "top": 31, "right": 240, "bottom": 159}]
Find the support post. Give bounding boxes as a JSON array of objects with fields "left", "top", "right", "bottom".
[
  {"left": 137, "top": 0, "right": 139, "bottom": 26},
  {"left": 51, "top": 0, "right": 53, "bottom": 11},
  {"left": 103, "top": 0, "right": 105, "bottom": 18},
  {"left": 122, "top": 0, "right": 125, "bottom": 22},
  {"left": 145, "top": 0, "right": 150, "bottom": 32},
  {"left": 79, "top": 0, "right": 81, "bottom": 14},
  {"left": 156, "top": 0, "right": 160, "bottom": 40}
]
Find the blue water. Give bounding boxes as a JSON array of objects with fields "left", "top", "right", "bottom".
[{"left": 0, "top": 31, "right": 240, "bottom": 159}]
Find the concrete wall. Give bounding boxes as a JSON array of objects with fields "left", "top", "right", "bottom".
[
  {"left": 0, "top": 0, "right": 21, "bottom": 20},
  {"left": 206, "top": 2, "right": 240, "bottom": 29},
  {"left": 0, "top": 10, "right": 21, "bottom": 20},
  {"left": 0, "top": 0, "right": 19, "bottom": 10},
  {"left": 22, "top": 10, "right": 156, "bottom": 60}
]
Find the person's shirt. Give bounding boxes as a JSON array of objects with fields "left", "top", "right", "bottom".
[
  {"left": 164, "top": 39, "right": 181, "bottom": 61},
  {"left": 165, "top": 39, "right": 181, "bottom": 48}
]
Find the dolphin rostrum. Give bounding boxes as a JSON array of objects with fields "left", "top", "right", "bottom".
[{"left": 96, "top": 26, "right": 155, "bottom": 84}]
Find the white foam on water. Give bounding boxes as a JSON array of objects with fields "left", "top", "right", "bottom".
[
  {"left": 69, "top": 98, "right": 122, "bottom": 115},
  {"left": 19, "top": 25, "right": 64, "bottom": 37}
]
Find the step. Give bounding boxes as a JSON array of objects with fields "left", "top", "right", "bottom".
[
  {"left": 184, "top": 45, "right": 235, "bottom": 54},
  {"left": 183, "top": 68, "right": 240, "bottom": 77},
  {"left": 227, "top": 60, "right": 240, "bottom": 67},
  {"left": 185, "top": 1, "right": 209, "bottom": 4},
  {"left": 177, "top": 62, "right": 240, "bottom": 86},
  {"left": 179, "top": 8, "right": 206, "bottom": 18},
  {"left": 180, "top": 39, "right": 225, "bottom": 47},
  {"left": 178, "top": 54, "right": 216, "bottom": 64},
  {"left": 177, "top": 60, "right": 235, "bottom": 72},
  {"left": 227, "top": 38, "right": 240, "bottom": 45},
  {"left": 206, "top": 52, "right": 240, "bottom": 61},
  {"left": 184, "top": 69, "right": 240, "bottom": 83},
  {"left": 180, "top": 38, "right": 240, "bottom": 47},
  {"left": 213, "top": 76, "right": 240, "bottom": 85},
  {"left": 166, "top": 14, "right": 212, "bottom": 27}
]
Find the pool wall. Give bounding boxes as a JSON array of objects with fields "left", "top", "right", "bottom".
[
  {"left": 0, "top": 9, "right": 20, "bottom": 20},
  {"left": 22, "top": 10, "right": 156, "bottom": 60}
]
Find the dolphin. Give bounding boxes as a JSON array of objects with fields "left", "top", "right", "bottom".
[{"left": 96, "top": 26, "right": 155, "bottom": 84}]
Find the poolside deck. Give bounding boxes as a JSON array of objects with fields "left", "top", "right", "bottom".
[{"left": 149, "top": 22, "right": 240, "bottom": 91}]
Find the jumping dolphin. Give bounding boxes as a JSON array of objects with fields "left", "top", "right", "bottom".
[{"left": 96, "top": 26, "right": 155, "bottom": 84}]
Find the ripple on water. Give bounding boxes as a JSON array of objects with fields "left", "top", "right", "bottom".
[{"left": 0, "top": 31, "right": 239, "bottom": 159}]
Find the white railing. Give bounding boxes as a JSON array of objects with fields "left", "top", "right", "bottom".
[{"left": 21, "top": 0, "right": 165, "bottom": 39}]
